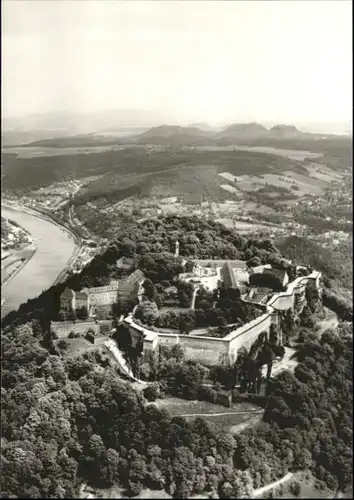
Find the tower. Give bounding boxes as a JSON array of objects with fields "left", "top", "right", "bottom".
[{"left": 174, "top": 240, "right": 180, "bottom": 258}]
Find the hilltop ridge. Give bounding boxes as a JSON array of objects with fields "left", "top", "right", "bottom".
[
  {"left": 6, "top": 121, "right": 351, "bottom": 149},
  {"left": 268, "top": 124, "right": 303, "bottom": 138},
  {"left": 217, "top": 122, "right": 269, "bottom": 139}
]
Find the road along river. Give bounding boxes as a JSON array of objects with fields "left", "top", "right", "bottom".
[{"left": 1, "top": 205, "right": 77, "bottom": 316}]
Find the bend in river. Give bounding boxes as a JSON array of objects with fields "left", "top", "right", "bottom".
[{"left": 1, "top": 206, "right": 76, "bottom": 315}]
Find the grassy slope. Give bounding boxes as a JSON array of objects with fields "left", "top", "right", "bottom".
[{"left": 152, "top": 397, "right": 263, "bottom": 434}]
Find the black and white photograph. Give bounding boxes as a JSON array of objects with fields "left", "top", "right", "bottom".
[{"left": 1, "top": 1, "right": 352, "bottom": 498}]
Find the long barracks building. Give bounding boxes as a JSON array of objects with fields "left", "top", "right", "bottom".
[{"left": 60, "top": 269, "right": 145, "bottom": 314}]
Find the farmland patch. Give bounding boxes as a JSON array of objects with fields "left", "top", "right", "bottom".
[
  {"left": 218, "top": 172, "right": 239, "bottom": 183},
  {"left": 220, "top": 184, "right": 238, "bottom": 194}
]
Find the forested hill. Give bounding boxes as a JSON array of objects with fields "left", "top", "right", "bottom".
[
  {"left": 2, "top": 215, "right": 353, "bottom": 331},
  {"left": 278, "top": 236, "right": 351, "bottom": 284},
  {"left": 1, "top": 215, "right": 284, "bottom": 329},
  {"left": 277, "top": 235, "right": 353, "bottom": 321},
  {"left": 1, "top": 215, "right": 353, "bottom": 498}
]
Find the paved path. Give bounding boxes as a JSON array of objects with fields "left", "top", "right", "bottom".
[
  {"left": 104, "top": 338, "right": 148, "bottom": 385},
  {"left": 179, "top": 410, "right": 263, "bottom": 418},
  {"left": 253, "top": 472, "right": 294, "bottom": 497}
]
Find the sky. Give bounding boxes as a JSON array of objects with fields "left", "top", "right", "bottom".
[{"left": 2, "top": 0, "right": 352, "bottom": 127}]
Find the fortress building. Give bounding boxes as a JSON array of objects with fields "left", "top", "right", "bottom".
[
  {"left": 221, "top": 263, "right": 249, "bottom": 293},
  {"left": 60, "top": 269, "right": 145, "bottom": 316},
  {"left": 123, "top": 260, "right": 321, "bottom": 366}
]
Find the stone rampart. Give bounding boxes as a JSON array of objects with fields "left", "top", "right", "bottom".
[
  {"left": 267, "top": 272, "right": 320, "bottom": 311},
  {"left": 226, "top": 312, "right": 273, "bottom": 363}
]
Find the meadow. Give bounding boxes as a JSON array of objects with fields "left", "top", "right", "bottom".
[{"left": 152, "top": 397, "right": 263, "bottom": 434}]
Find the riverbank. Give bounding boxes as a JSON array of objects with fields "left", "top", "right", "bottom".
[
  {"left": 1, "top": 243, "right": 37, "bottom": 288},
  {"left": 1, "top": 205, "right": 78, "bottom": 316},
  {"left": 2, "top": 201, "right": 82, "bottom": 285}
]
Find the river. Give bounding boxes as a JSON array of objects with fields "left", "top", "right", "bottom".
[{"left": 1, "top": 206, "right": 76, "bottom": 315}]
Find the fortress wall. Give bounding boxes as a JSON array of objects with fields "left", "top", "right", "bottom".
[
  {"left": 130, "top": 328, "right": 143, "bottom": 347},
  {"left": 227, "top": 313, "right": 273, "bottom": 363},
  {"left": 176, "top": 335, "right": 230, "bottom": 365},
  {"left": 143, "top": 336, "right": 159, "bottom": 351},
  {"left": 124, "top": 317, "right": 151, "bottom": 347},
  {"left": 224, "top": 312, "right": 270, "bottom": 342},
  {"left": 267, "top": 273, "right": 320, "bottom": 311},
  {"left": 51, "top": 320, "right": 100, "bottom": 338},
  {"left": 155, "top": 333, "right": 180, "bottom": 348},
  {"left": 269, "top": 293, "right": 294, "bottom": 311}
]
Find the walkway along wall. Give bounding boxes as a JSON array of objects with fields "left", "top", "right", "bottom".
[{"left": 123, "top": 271, "right": 321, "bottom": 366}]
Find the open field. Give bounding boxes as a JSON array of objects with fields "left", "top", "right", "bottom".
[
  {"left": 218, "top": 172, "right": 239, "bottom": 183},
  {"left": 220, "top": 184, "right": 239, "bottom": 194},
  {"left": 306, "top": 162, "right": 344, "bottom": 182},
  {"left": 187, "top": 145, "right": 323, "bottom": 161},
  {"left": 60, "top": 337, "right": 97, "bottom": 358},
  {"left": 2, "top": 144, "right": 141, "bottom": 158},
  {"left": 152, "top": 397, "right": 263, "bottom": 433},
  {"left": 220, "top": 170, "right": 334, "bottom": 197},
  {"left": 215, "top": 218, "right": 277, "bottom": 233}
]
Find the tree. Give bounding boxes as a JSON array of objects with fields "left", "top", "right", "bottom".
[
  {"left": 58, "top": 339, "right": 69, "bottom": 351},
  {"left": 76, "top": 306, "right": 88, "bottom": 321},
  {"left": 300, "top": 306, "right": 316, "bottom": 329},
  {"left": 134, "top": 301, "right": 159, "bottom": 326},
  {"left": 143, "top": 279, "right": 156, "bottom": 301},
  {"left": 179, "top": 314, "right": 195, "bottom": 335},
  {"left": 86, "top": 331, "right": 95, "bottom": 344},
  {"left": 178, "top": 290, "right": 192, "bottom": 308},
  {"left": 103, "top": 448, "right": 120, "bottom": 486},
  {"left": 144, "top": 382, "right": 160, "bottom": 402},
  {"left": 290, "top": 481, "right": 301, "bottom": 497}
]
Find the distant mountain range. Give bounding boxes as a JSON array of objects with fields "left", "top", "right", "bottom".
[
  {"left": 136, "top": 122, "right": 309, "bottom": 146},
  {"left": 1, "top": 109, "right": 163, "bottom": 146},
  {"left": 2, "top": 111, "right": 351, "bottom": 148}
]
